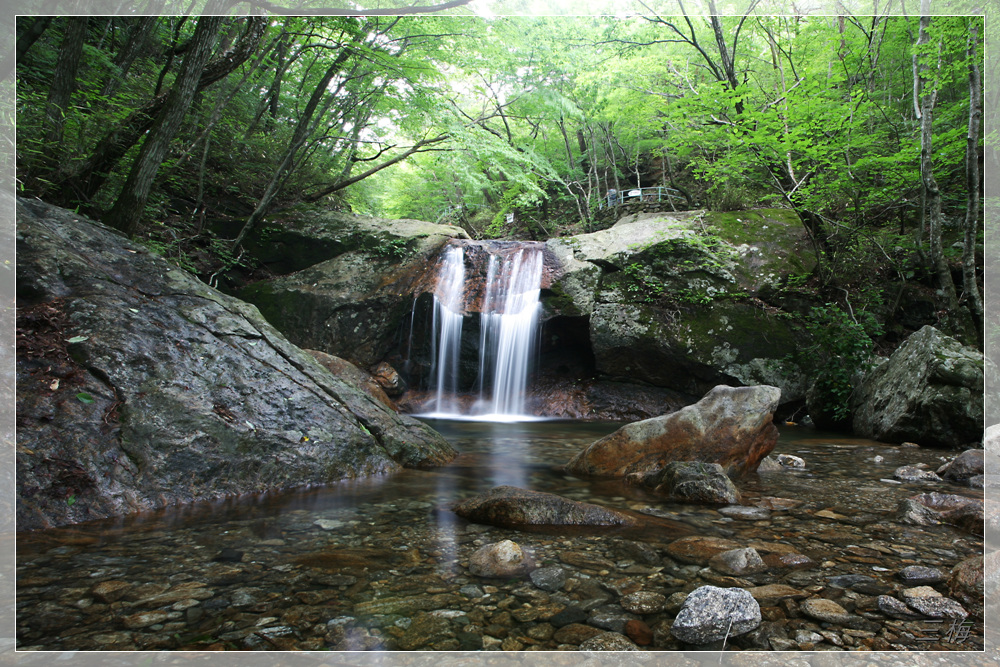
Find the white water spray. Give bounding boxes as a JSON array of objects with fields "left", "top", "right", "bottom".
[
  {"left": 430, "top": 245, "right": 466, "bottom": 415},
  {"left": 420, "top": 242, "right": 544, "bottom": 421}
]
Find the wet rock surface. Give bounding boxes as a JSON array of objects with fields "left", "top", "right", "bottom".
[
  {"left": 566, "top": 384, "right": 780, "bottom": 480},
  {"left": 15, "top": 199, "right": 455, "bottom": 531},
  {"left": 453, "top": 485, "right": 642, "bottom": 528},
  {"left": 851, "top": 325, "right": 984, "bottom": 448},
  {"left": 15, "top": 420, "right": 987, "bottom": 652},
  {"left": 237, "top": 212, "right": 469, "bottom": 368},
  {"left": 646, "top": 461, "right": 742, "bottom": 505}
]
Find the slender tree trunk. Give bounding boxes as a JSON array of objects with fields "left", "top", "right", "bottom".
[
  {"left": 962, "top": 19, "right": 984, "bottom": 345},
  {"left": 232, "top": 47, "right": 355, "bottom": 247},
  {"left": 100, "top": 17, "right": 159, "bottom": 98},
  {"left": 16, "top": 16, "right": 52, "bottom": 63},
  {"left": 44, "top": 18, "right": 88, "bottom": 150},
  {"left": 104, "top": 16, "right": 224, "bottom": 237},
  {"left": 558, "top": 117, "right": 576, "bottom": 170},
  {"left": 45, "top": 17, "right": 267, "bottom": 208},
  {"left": 915, "top": 10, "right": 966, "bottom": 338}
]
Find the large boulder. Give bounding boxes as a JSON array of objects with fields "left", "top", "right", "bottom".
[
  {"left": 238, "top": 212, "right": 468, "bottom": 368},
  {"left": 543, "top": 210, "right": 814, "bottom": 400},
  {"left": 851, "top": 326, "right": 984, "bottom": 448},
  {"left": 565, "top": 385, "right": 780, "bottom": 479},
  {"left": 239, "top": 207, "right": 469, "bottom": 275},
  {"left": 16, "top": 199, "right": 455, "bottom": 530}
]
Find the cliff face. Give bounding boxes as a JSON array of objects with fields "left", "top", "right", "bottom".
[{"left": 16, "top": 199, "right": 455, "bottom": 531}]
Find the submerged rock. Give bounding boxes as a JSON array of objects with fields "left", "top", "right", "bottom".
[
  {"left": 851, "top": 326, "right": 984, "bottom": 448},
  {"left": 708, "top": 548, "right": 767, "bottom": 576},
  {"left": 940, "top": 449, "right": 985, "bottom": 485},
  {"left": 565, "top": 385, "right": 780, "bottom": 479},
  {"left": 948, "top": 556, "right": 984, "bottom": 620},
  {"left": 647, "top": 461, "right": 741, "bottom": 505},
  {"left": 895, "top": 493, "right": 984, "bottom": 536},
  {"left": 468, "top": 540, "right": 533, "bottom": 578},
  {"left": 15, "top": 198, "right": 455, "bottom": 530},
  {"left": 453, "top": 485, "right": 639, "bottom": 528}
]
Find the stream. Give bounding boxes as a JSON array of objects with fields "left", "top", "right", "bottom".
[{"left": 16, "top": 420, "right": 984, "bottom": 652}]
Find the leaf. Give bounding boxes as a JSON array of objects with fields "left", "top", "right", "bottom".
[
  {"left": 66, "top": 495, "right": 76, "bottom": 506},
  {"left": 76, "top": 392, "right": 95, "bottom": 404},
  {"left": 66, "top": 335, "right": 89, "bottom": 344}
]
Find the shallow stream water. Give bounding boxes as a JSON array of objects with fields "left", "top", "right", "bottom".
[{"left": 16, "top": 421, "right": 985, "bottom": 652}]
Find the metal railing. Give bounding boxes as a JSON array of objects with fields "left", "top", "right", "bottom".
[{"left": 597, "top": 186, "right": 682, "bottom": 210}]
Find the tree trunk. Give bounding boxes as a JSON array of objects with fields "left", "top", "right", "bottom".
[
  {"left": 44, "top": 18, "right": 88, "bottom": 150},
  {"left": 915, "top": 11, "right": 968, "bottom": 341},
  {"left": 231, "top": 47, "right": 355, "bottom": 248},
  {"left": 962, "top": 19, "right": 984, "bottom": 346},
  {"left": 45, "top": 17, "right": 267, "bottom": 209},
  {"left": 100, "top": 17, "right": 159, "bottom": 98},
  {"left": 103, "top": 16, "right": 224, "bottom": 237},
  {"left": 558, "top": 117, "right": 576, "bottom": 170},
  {"left": 16, "top": 16, "right": 52, "bottom": 63}
]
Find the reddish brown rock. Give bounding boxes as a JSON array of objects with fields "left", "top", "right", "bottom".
[
  {"left": 664, "top": 536, "right": 742, "bottom": 565},
  {"left": 307, "top": 350, "right": 395, "bottom": 409},
  {"left": 371, "top": 361, "right": 405, "bottom": 397},
  {"left": 624, "top": 619, "right": 654, "bottom": 646},
  {"left": 948, "top": 556, "right": 984, "bottom": 620},
  {"left": 565, "top": 385, "right": 780, "bottom": 479}
]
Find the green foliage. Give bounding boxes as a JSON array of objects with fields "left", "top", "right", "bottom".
[
  {"left": 13, "top": 14, "right": 982, "bottom": 298},
  {"left": 621, "top": 261, "right": 665, "bottom": 303},
  {"left": 801, "top": 304, "right": 884, "bottom": 422}
]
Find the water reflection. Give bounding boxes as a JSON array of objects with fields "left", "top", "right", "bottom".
[{"left": 15, "top": 420, "right": 987, "bottom": 652}]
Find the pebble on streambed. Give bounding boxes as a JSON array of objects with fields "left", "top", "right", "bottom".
[{"left": 15, "top": 437, "right": 987, "bottom": 653}]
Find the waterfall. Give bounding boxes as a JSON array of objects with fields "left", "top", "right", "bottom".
[
  {"left": 419, "top": 241, "right": 544, "bottom": 421},
  {"left": 430, "top": 245, "right": 466, "bottom": 415}
]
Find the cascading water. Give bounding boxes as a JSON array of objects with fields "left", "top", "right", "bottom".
[
  {"left": 478, "top": 247, "right": 544, "bottom": 418},
  {"left": 429, "top": 245, "right": 466, "bottom": 415},
  {"left": 418, "top": 241, "right": 544, "bottom": 421}
]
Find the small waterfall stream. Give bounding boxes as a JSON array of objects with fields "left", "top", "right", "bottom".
[{"left": 420, "top": 241, "right": 544, "bottom": 421}]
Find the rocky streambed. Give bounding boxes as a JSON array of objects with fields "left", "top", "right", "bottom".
[{"left": 16, "top": 421, "right": 990, "bottom": 653}]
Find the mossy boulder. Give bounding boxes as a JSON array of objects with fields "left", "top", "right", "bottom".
[
  {"left": 238, "top": 215, "right": 469, "bottom": 368},
  {"left": 851, "top": 325, "right": 984, "bottom": 448},
  {"left": 544, "top": 210, "right": 815, "bottom": 400},
  {"left": 242, "top": 207, "right": 469, "bottom": 274}
]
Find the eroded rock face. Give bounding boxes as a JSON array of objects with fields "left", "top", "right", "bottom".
[
  {"left": 16, "top": 199, "right": 455, "bottom": 530},
  {"left": 238, "top": 215, "right": 469, "bottom": 368},
  {"left": 851, "top": 326, "right": 983, "bottom": 448},
  {"left": 565, "top": 385, "right": 780, "bottom": 479},
  {"left": 544, "top": 210, "right": 814, "bottom": 400}
]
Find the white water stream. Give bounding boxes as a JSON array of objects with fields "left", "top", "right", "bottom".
[{"left": 421, "top": 242, "right": 544, "bottom": 422}]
